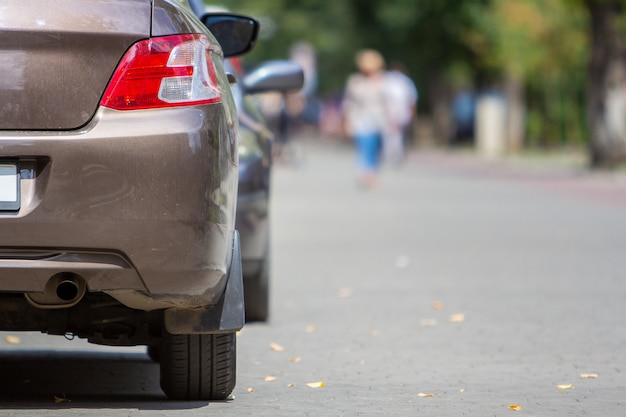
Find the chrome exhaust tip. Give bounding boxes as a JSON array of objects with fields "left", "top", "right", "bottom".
[{"left": 25, "top": 273, "right": 86, "bottom": 309}]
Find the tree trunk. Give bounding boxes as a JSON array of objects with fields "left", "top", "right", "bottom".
[
  {"left": 504, "top": 75, "right": 526, "bottom": 152},
  {"left": 428, "top": 74, "right": 454, "bottom": 145},
  {"left": 585, "top": 0, "right": 626, "bottom": 167}
]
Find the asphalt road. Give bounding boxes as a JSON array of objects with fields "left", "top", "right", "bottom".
[{"left": 1, "top": 138, "right": 625, "bottom": 416}]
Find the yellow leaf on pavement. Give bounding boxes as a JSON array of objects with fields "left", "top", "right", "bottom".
[
  {"left": 432, "top": 300, "right": 444, "bottom": 310},
  {"left": 508, "top": 404, "right": 522, "bottom": 411},
  {"left": 307, "top": 381, "right": 325, "bottom": 388},
  {"left": 557, "top": 384, "right": 574, "bottom": 390},
  {"left": 4, "top": 335, "right": 20, "bottom": 344},
  {"left": 449, "top": 314, "right": 465, "bottom": 323},
  {"left": 270, "top": 342, "right": 284, "bottom": 352},
  {"left": 264, "top": 376, "right": 277, "bottom": 382},
  {"left": 246, "top": 387, "right": 255, "bottom": 393},
  {"left": 580, "top": 373, "right": 598, "bottom": 379},
  {"left": 288, "top": 356, "right": 302, "bottom": 363},
  {"left": 418, "top": 393, "right": 433, "bottom": 397}
]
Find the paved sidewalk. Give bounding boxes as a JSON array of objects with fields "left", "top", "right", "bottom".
[{"left": 0, "top": 136, "right": 624, "bottom": 417}]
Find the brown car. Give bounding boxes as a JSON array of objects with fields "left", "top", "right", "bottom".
[{"left": 0, "top": 1, "right": 258, "bottom": 400}]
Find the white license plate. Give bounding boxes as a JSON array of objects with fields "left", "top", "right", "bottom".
[{"left": 0, "top": 163, "right": 19, "bottom": 210}]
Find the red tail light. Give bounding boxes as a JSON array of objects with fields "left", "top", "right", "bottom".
[{"left": 100, "top": 34, "right": 222, "bottom": 110}]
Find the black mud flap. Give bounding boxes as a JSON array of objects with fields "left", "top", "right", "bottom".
[{"left": 163, "top": 231, "right": 245, "bottom": 334}]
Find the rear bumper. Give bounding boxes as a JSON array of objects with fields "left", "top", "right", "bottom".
[{"left": 0, "top": 106, "right": 238, "bottom": 310}]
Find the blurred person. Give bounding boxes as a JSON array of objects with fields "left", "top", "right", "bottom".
[
  {"left": 452, "top": 88, "right": 476, "bottom": 144},
  {"left": 319, "top": 92, "right": 345, "bottom": 139},
  {"left": 384, "top": 62, "right": 418, "bottom": 165},
  {"left": 342, "top": 49, "right": 388, "bottom": 188},
  {"left": 289, "top": 41, "right": 321, "bottom": 128}
]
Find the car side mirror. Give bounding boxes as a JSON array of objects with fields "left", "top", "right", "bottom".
[
  {"left": 242, "top": 60, "right": 305, "bottom": 95},
  {"left": 201, "top": 13, "right": 259, "bottom": 58}
]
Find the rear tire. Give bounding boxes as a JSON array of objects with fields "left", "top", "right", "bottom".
[{"left": 159, "top": 331, "right": 236, "bottom": 400}]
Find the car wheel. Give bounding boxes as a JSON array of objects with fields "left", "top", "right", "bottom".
[
  {"left": 159, "top": 330, "right": 236, "bottom": 400},
  {"left": 244, "top": 260, "right": 269, "bottom": 322}
]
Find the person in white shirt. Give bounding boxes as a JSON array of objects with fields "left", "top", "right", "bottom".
[{"left": 384, "top": 63, "right": 418, "bottom": 166}]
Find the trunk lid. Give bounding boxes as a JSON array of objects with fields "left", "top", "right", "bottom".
[{"left": 0, "top": 0, "right": 151, "bottom": 130}]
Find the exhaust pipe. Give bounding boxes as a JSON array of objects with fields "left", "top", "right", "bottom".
[
  {"left": 25, "top": 273, "right": 86, "bottom": 309},
  {"left": 56, "top": 279, "right": 80, "bottom": 301}
]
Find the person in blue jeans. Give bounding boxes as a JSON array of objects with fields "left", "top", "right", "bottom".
[{"left": 342, "top": 49, "right": 388, "bottom": 188}]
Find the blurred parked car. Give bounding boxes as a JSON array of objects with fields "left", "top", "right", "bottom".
[
  {"left": 233, "top": 61, "right": 304, "bottom": 321},
  {"left": 192, "top": 1, "right": 305, "bottom": 321},
  {"left": 0, "top": 0, "right": 258, "bottom": 401}
]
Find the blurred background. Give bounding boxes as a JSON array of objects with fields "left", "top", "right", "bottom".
[{"left": 212, "top": 0, "right": 626, "bottom": 168}]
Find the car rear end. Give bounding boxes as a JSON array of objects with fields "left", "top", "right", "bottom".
[{"left": 0, "top": 0, "right": 247, "bottom": 400}]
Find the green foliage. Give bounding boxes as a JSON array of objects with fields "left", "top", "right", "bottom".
[
  {"left": 211, "top": 0, "right": 622, "bottom": 148},
  {"left": 219, "top": 0, "right": 482, "bottom": 95},
  {"left": 467, "top": 0, "right": 588, "bottom": 80},
  {"left": 465, "top": 0, "right": 589, "bottom": 145},
  {"left": 222, "top": 0, "right": 357, "bottom": 92}
]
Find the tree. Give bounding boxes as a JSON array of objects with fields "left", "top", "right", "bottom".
[
  {"left": 467, "top": 0, "right": 588, "bottom": 150},
  {"left": 221, "top": 0, "right": 484, "bottom": 123},
  {"left": 214, "top": 0, "right": 626, "bottom": 166},
  {"left": 584, "top": 0, "right": 626, "bottom": 166}
]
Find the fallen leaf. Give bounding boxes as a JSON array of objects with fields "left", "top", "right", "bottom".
[
  {"left": 359, "top": 360, "right": 366, "bottom": 365},
  {"left": 459, "top": 388, "right": 465, "bottom": 393},
  {"left": 556, "top": 384, "right": 574, "bottom": 390},
  {"left": 338, "top": 288, "right": 353, "bottom": 298},
  {"left": 270, "top": 342, "right": 284, "bottom": 352},
  {"left": 53, "top": 395, "right": 71, "bottom": 404},
  {"left": 508, "top": 404, "right": 522, "bottom": 411},
  {"left": 418, "top": 392, "right": 434, "bottom": 397},
  {"left": 307, "top": 381, "right": 325, "bottom": 388},
  {"left": 432, "top": 300, "right": 444, "bottom": 310},
  {"left": 264, "top": 376, "right": 277, "bottom": 382},
  {"left": 227, "top": 394, "right": 236, "bottom": 400},
  {"left": 288, "top": 356, "right": 302, "bottom": 363},
  {"left": 305, "top": 325, "right": 317, "bottom": 333},
  {"left": 4, "top": 335, "right": 20, "bottom": 344},
  {"left": 420, "top": 318, "right": 438, "bottom": 326},
  {"left": 449, "top": 313, "right": 465, "bottom": 323},
  {"left": 246, "top": 387, "right": 255, "bottom": 393},
  {"left": 287, "top": 383, "right": 295, "bottom": 388},
  {"left": 580, "top": 373, "right": 598, "bottom": 379}
]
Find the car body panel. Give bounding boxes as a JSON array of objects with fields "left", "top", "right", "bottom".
[
  {"left": 0, "top": 0, "right": 151, "bottom": 130},
  {"left": 0, "top": 104, "right": 238, "bottom": 310},
  {"left": 0, "top": 1, "right": 241, "bottom": 313},
  {"left": 153, "top": 0, "right": 202, "bottom": 37}
]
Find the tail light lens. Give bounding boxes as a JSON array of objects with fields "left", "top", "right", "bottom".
[{"left": 100, "top": 34, "right": 222, "bottom": 110}]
